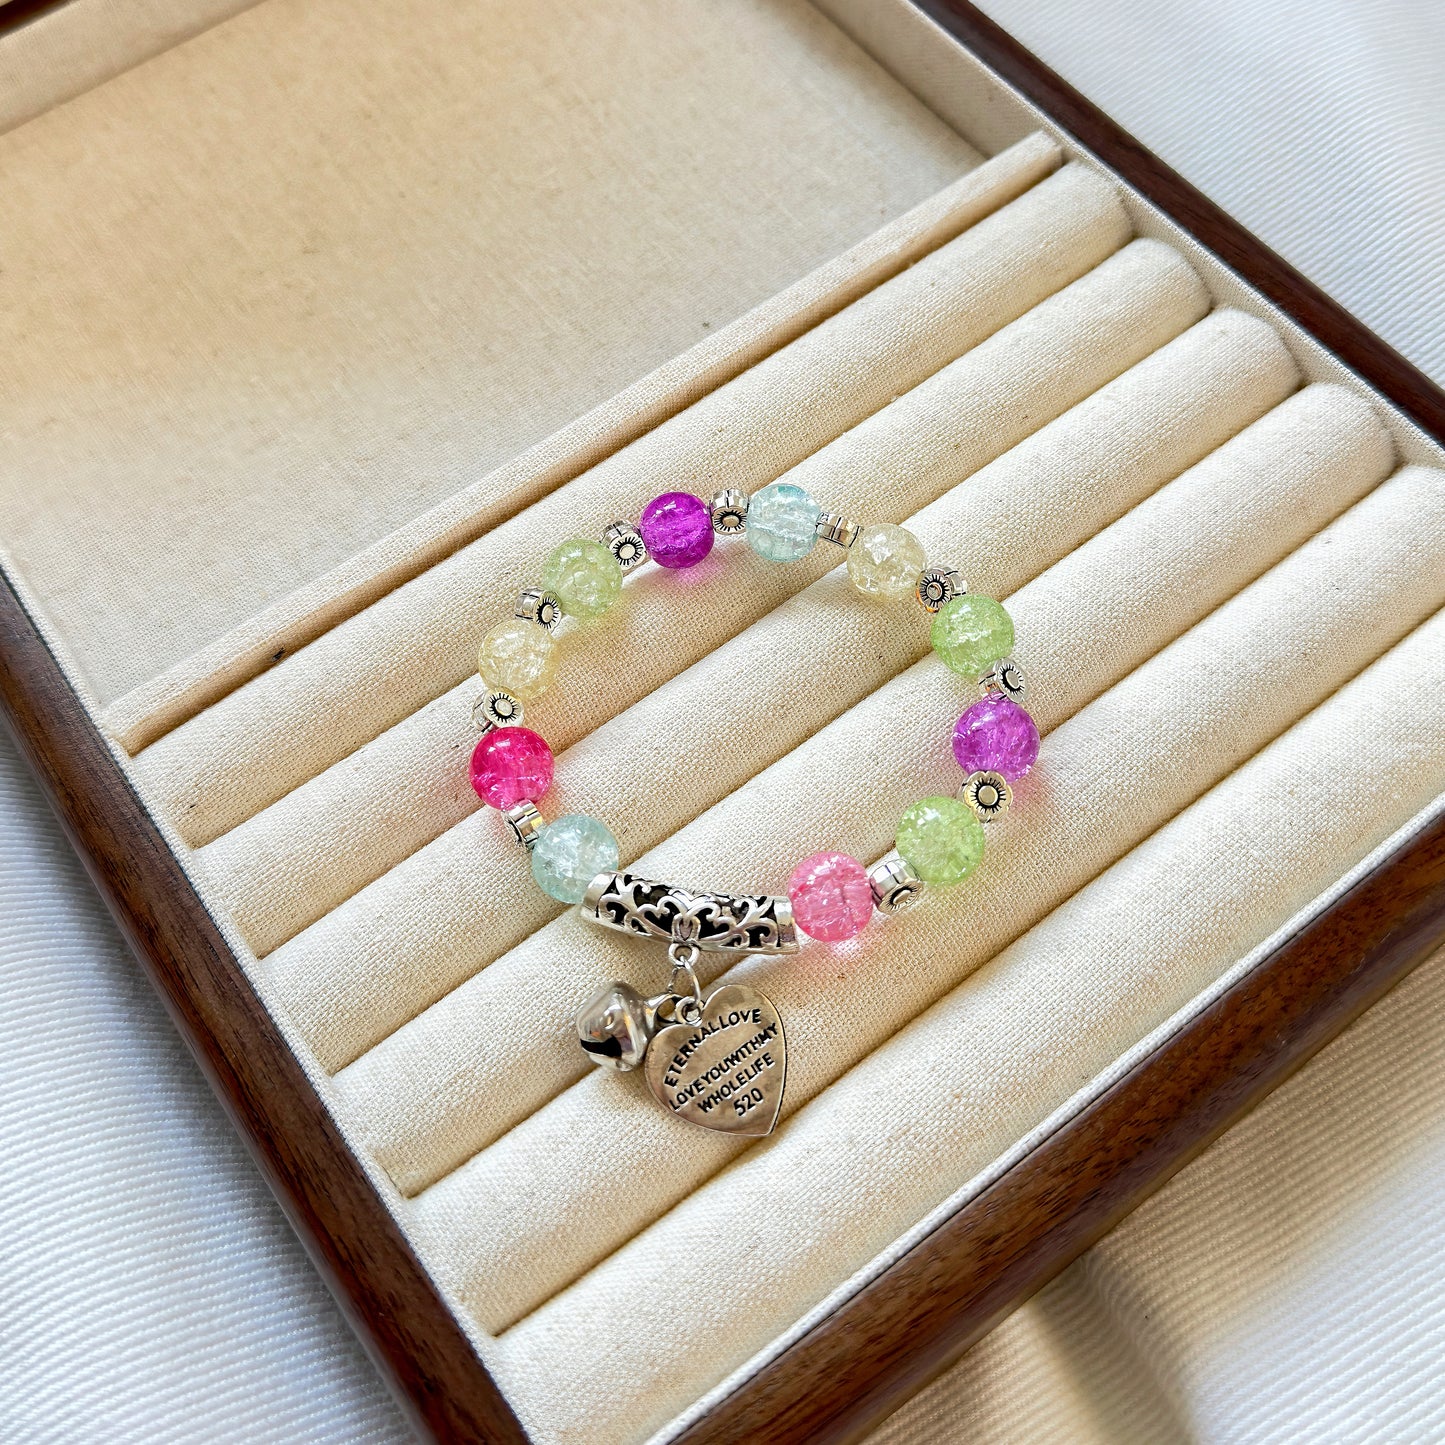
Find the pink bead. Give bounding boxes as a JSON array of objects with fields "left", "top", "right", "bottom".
[
  {"left": 470, "top": 726, "right": 554, "bottom": 809},
  {"left": 952, "top": 696, "right": 1040, "bottom": 781},
  {"left": 639, "top": 491, "right": 714, "bottom": 569},
  {"left": 788, "top": 851, "right": 874, "bottom": 942}
]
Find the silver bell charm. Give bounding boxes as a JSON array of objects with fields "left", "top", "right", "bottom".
[{"left": 575, "top": 980, "right": 657, "bottom": 1072}]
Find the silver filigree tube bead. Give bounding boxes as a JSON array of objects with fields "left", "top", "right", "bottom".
[
  {"left": 582, "top": 871, "right": 798, "bottom": 953},
  {"left": 709, "top": 489, "right": 749, "bottom": 535},
  {"left": 815, "top": 512, "right": 861, "bottom": 549},
  {"left": 868, "top": 853, "right": 924, "bottom": 913}
]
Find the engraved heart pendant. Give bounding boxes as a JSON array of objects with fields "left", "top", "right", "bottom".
[
  {"left": 576, "top": 872, "right": 797, "bottom": 1135},
  {"left": 643, "top": 983, "right": 786, "bottom": 1136}
]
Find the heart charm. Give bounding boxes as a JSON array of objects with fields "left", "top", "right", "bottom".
[{"left": 644, "top": 984, "right": 786, "bottom": 1136}]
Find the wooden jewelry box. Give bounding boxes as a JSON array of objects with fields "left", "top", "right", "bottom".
[{"left": 3, "top": 1, "right": 1444, "bottom": 1440}]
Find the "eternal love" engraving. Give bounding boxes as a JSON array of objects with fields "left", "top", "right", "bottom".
[{"left": 644, "top": 983, "right": 786, "bottom": 1135}]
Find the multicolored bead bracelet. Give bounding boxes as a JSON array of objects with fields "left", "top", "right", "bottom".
[{"left": 466, "top": 482, "right": 1037, "bottom": 1135}]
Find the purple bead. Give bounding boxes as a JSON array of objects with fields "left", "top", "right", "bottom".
[
  {"left": 952, "top": 696, "right": 1040, "bottom": 782},
  {"left": 638, "top": 492, "right": 714, "bottom": 569}
]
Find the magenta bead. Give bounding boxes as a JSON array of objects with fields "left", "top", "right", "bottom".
[
  {"left": 470, "top": 726, "right": 554, "bottom": 809},
  {"left": 952, "top": 696, "right": 1040, "bottom": 781},
  {"left": 638, "top": 491, "right": 714, "bottom": 569},
  {"left": 788, "top": 851, "right": 874, "bottom": 942}
]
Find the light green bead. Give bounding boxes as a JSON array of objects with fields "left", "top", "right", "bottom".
[
  {"left": 930, "top": 594, "right": 1014, "bottom": 676},
  {"left": 847, "top": 523, "right": 926, "bottom": 599},
  {"left": 896, "top": 796, "right": 985, "bottom": 887},
  {"left": 478, "top": 619, "right": 557, "bottom": 701},
  {"left": 542, "top": 538, "right": 622, "bottom": 617},
  {"left": 745, "top": 482, "right": 821, "bottom": 562},
  {"left": 531, "top": 814, "right": 620, "bottom": 903}
]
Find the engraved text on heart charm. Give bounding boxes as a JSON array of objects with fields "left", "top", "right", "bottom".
[{"left": 644, "top": 983, "right": 786, "bottom": 1136}]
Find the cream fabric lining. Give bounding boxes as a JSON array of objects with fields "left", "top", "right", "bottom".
[
  {"left": 386, "top": 382, "right": 1401, "bottom": 1323},
  {"left": 242, "top": 226, "right": 1211, "bottom": 1049},
  {"left": 193, "top": 159, "right": 1123, "bottom": 959},
  {"left": 143, "top": 157, "right": 1445, "bottom": 1439},
  {"left": 505, "top": 603, "right": 1445, "bottom": 1445},
  {"left": 263, "top": 282, "right": 1297, "bottom": 1078},
  {"left": 6, "top": 15, "right": 1445, "bottom": 1435},
  {"left": 2, "top": 2, "right": 1445, "bottom": 1445},
  {"left": 103, "top": 136, "right": 1059, "bottom": 756},
  {"left": 140, "top": 158, "right": 1125, "bottom": 849},
  {"left": 323, "top": 298, "right": 1329, "bottom": 1174},
  {"left": 0, "top": 0, "right": 981, "bottom": 714},
  {"left": 0, "top": 0, "right": 260, "bottom": 135}
]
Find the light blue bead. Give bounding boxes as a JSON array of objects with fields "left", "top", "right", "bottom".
[
  {"left": 745, "top": 482, "right": 821, "bottom": 562},
  {"left": 531, "top": 814, "right": 620, "bottom": 903}
]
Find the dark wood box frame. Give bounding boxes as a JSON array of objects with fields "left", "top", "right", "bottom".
[{"left": 3, "top": 2, "right": 1445, "bottom": 1440}]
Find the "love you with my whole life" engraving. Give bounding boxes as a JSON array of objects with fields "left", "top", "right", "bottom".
[{"left": 644, "top": 983, "right": 787, "bottom": 1135}]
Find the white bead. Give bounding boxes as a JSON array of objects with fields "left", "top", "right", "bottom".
[
  {"left": 477, "top": 620, "right": 557, "bottom": 701},
  {"left": 847, "top": 524, "right": 926, "bottom": 599}
]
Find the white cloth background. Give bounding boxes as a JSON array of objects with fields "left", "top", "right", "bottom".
[{"left": 2, "top": 1, "right": 1444, "bottom": 1441}]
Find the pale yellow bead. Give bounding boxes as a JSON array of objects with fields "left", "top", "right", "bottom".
[
  {"left": 477, "top": 620, "right": 557, "bottom": 702},
  {"left": 847, "top": 523, "right": 926, "bottom": 599}
]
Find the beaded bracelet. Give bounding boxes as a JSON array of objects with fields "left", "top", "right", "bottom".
[{"left": 467, "top": 483, "right": 1037, "bottom": 1136}]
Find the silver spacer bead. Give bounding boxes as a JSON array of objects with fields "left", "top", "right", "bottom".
[
  {"left": 979, "top": 656, "right": 1027, "bottom": 703},
  {"left": 472, "top": 688, "right": 524, "bottom": 733},
  {"left": 815, "top": 512, "right": 861, "bottom": 549},
  {"left": 601, "top": 521, "right": 648, "bottom": 570},
  {"left": 515, "top": 585, "right": 562, "bottom": 631},
  {"left": 868, "top": 853, "right": 925, "bottom": 914},
  {"left": 916, "top": 565, "right": 965, "bottom": 613},
  {"left": 960, "top": 770, "right": 1011, "bottom": 824},
  {"left": 501, "top": 800, "right": 545, "bottom": 849},
  {"left": 709, "top": 489, "right": 750, "bottom": 535}
]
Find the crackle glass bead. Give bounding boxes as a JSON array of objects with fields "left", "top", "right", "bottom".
[
  {"left": 931, "top": 594, "right": 1014, "bottom": 677},
  {"left": 847, "top": 523, "right": 926, "bottom": 599},
  {"left": 896, "top": 796, "right": 985, "bottom": 887},
  {"left": 470, "top": 726, "right": 554, "bottom": 810},
  {"left": 953, "top": 695, "right": 1040, "bottom": 781},
  {"left": 788, "top": 851, "right": 874, "bottom": 941},
  {"left": 477, "top": 619, "right": 557, "bottom": 701},
  {"left": 542, "top": 538, "right": 622, "bottom": 617},
  {"left": 746, "top": 482, "right": 822, "bottom": 563},
  {"left": 639, "top": 491, "right": 714, "bottom": 568},
  {"left": 532, "top": 814, "right": 620, "bottom": 903}
]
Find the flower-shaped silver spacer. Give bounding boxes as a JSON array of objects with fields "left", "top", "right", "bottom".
[
  {"left": 709, "top": 489, "right": 750, "bottom": 535},
  {"left": 960, "top": 770, "right": 1011, "bottom": 823},
  {"left": 502, "top": 800, "right": 545, "bottom": 849},
  {"left": 979, "top": 657, "right": 1027, "bottom": 703},
  {"left": 515, "top": 585, "right": 562, "bottom": 631},
  {"left": 815, "top": 512, "right": 861, "bottom": 549},
  {"left": 473, "top": 688, "right": 525, "bottom": 733},
  {"left": 601, "top": 521, "right": 648, "bottom": 570},
  {"left": 916, "top": 565, "right": 965, "bottom": 613}
]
